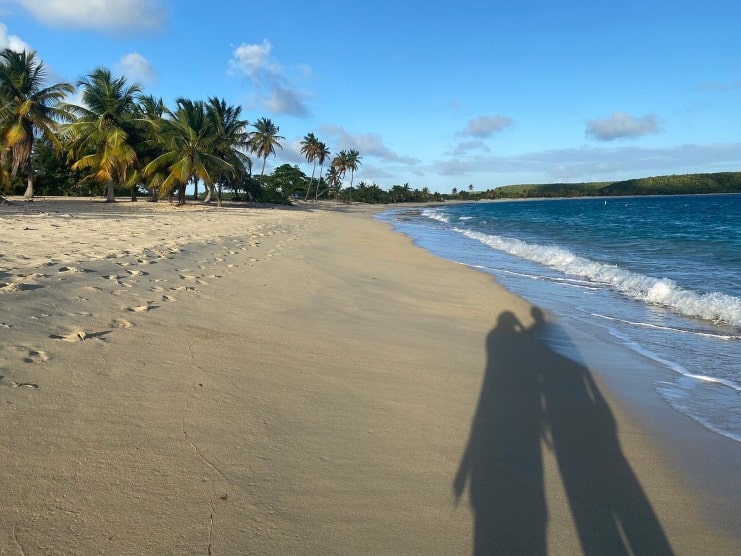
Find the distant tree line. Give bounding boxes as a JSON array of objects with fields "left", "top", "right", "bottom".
[{"left": 476, "top": 172, "right": 741, "bottom": 200}]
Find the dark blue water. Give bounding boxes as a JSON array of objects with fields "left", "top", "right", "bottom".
[{"left": 378, "top": 195, "right": 741, "bottom": 442}]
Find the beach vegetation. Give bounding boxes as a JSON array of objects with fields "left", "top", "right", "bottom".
[
  {"left": 332, "top": 149, "right": 362, "bottom": 202},
  {"left": 248, "top": 117, "right": 284, "bottom": 183},
  {"left": 143, "top": 98, "right": 233, "bottom": 206},
  {"left": 64, "top": 68, "right": 144, "bottom": 202},
  {"left": 265, "top": 163, "right": 309, "bottom": 200},
  {"left": 485, "top": 172, "right": 741, "bottom": 199},
  {"left": 0, "top": 49, "right": 74, "bottom": 199},
  {"left": 204, "top": 97, "right": 251, "bottom": 203}
]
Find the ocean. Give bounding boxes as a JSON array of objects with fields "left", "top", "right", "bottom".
[{"left": 378, "top": 194, "right": 741, "bottom": 443}]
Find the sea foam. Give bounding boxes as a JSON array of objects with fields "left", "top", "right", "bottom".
[{"left": 455, "top": 228, "right": 741, "bottom": 329}]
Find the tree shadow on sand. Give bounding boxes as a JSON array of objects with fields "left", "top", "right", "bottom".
[{"left": 454, "top": 309, "right": 673, "bottom": 555}]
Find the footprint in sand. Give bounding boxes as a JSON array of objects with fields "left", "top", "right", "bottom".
[
  {"left": 49, "top": 330, "right": 110, "bottom": 342},
  {"left": 11, "top": 381, "right": 39, "bottom": 389},
  {"left": 25, "top": 349, "right": 48, "bottom": 363},
  {"left": 125, "top": 269, "right": 148, "bottom": 277},
  {"left": 58, "top": 266, "right": 84, "bottom": 273},
  {"left": 50, "top": 330, "right": 88, "bottom": 342},
  {"left": 172, "top": 286, "right": 197, "bottom": 293},
  {"left": 161, "top": 295, "right": 177, "bottom": 302},
  {"left": 110, "top": 318, "right": 135, "bottom": 329},
  {"left": 6, "top": 347, "right": 50, "bottom": 364},
  {"left": 0, "top": 322, "right": 11, "bottom": 328},
  {"left": 126, "top": 302, "right": 158, "bottom": 313},
  {"left": 0, "top": 281, "right": 45, "bottom": 292}
]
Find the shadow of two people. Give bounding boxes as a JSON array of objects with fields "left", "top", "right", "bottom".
[{"left": 454, "top": 309, "right": 673, "bottom": 555}]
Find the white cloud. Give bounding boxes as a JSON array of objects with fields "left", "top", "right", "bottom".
[
  {"left": 320, "top": 125, "right": 420, "bottom": 164},
  {"left": 9, "top": 0, "right": 166, "bottom": 32},
  {"left": 115, "top": 52, "right": 156, "bottom": 85},
  {"left": 586, "top": 112, "right": 660, "bottom": 141},
  {"left": 230, "top": 40, "right": 279, "bottom": 78},
  {"left": 0, "top": 22, "right": 30, "bottom": 52},
  {"left": 229, "top": 39, "right": 310, "bottom": 117},
  {"left": 458, "top": 115, "right": 513, "bottom": 138}
]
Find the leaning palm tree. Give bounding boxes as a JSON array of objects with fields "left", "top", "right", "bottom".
[
  {"left": 345, "top": 149, "right": 362, "bottom": 200},
  {"left": 313, "top": 141, "right": 330, "bottom": 201},
  {"left": 325, "top": 165, "right": 341, "bottom": 200},
  {"left": 205, "top": 97, "right": 251, "bottom": 203},
  {"left": 144, "top": 98, "right": 231, "bottom": 206},
  {"left": 332, "top": 149, "right": 362, "bottom": 202},
  {"left": 248, "top": 117, "right": 284, "bottom": 182},
  {"left": 0, "top": 49, "right": 73, "bottom": 199},
  {"left": 64, "top": 68, "right": 142, "bottom": 202},
  {"left": 300, "top": 132, "right": 319, "bottom": 200}
]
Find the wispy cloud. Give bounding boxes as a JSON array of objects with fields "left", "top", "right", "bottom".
[
  {"left": 457, "top": 115, "right": 513, "bottom": 138},
  {"left": 698, "top": 80, "right": 741, "bottom": 92},
  {"left": 450, "top": 139, "right": 490, "bottom": 156},
  {"left": 320, "top": 125, "right": 420, "bottom": 164},
  {"left": 229, "top": 39, "right": 310, "bottom": 117},
  {"left": 586, "top": 112, "right": 660, "bottom": 141},
  {"left": 8, "top": 0, "right": 167, "bottom": 33},
  {"left": 433, "top": 143, "right": 741, "bottom": 182},
  {"left": 115, "top": 52, "right": 156, "bottom": 86}
]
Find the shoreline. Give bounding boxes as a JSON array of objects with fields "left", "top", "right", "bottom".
[{"left": 1, "top": 198, "right": 738, "bottom": 554}]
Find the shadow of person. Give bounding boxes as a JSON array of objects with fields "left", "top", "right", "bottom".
[
  {"left": 531, "top": 308, "right": 673, "bottom": 555},
  {"left": 454, "top": 311, "right": 547, "bottom": 555}
]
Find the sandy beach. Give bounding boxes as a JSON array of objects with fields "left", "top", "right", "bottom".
[{"left": 0, "top": 197, "right": 738, "bottom": 555}]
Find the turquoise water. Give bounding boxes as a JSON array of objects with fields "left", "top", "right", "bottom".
[{"left": 379, "top": 194, "right": 741, "bottom": 442}]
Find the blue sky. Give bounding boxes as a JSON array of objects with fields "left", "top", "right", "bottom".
[{"left": 1, "top": 0, "right": 740, "bottom": 192}]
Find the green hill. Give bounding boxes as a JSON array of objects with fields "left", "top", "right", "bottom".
[{"left": 488, "top": 172, "right": 741, "bottom": 199}]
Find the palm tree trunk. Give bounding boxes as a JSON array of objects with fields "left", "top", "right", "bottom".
[
  {"left": 305, "top": 162, "right": 317, "bottom": 201},
  {"left": 315, "top": 163, "right": 324, "bottom": 201},
  {"left": 105, "top": 182, "right": 116, "bottom": 203},
  {"left": 214, "top": 184, "right": 222, "bottom": 208},
  {"left": 130, "top": 185, "right": 137, "bottom": 201},
  {"left": 22, "top": 158, "right": 34, "bottom": 199}
]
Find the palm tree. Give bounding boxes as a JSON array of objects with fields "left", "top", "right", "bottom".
[
  {"left": 333, "top": 149, "right": 362, "bottom": 202},
  {"left": 325, "top": 165, "right": 341, "bottom": 200},
  {"left": 64, "top": 68, "right": 142, "bottom": 202},
  {"left": 144, "top": 98, "right": 231, "bottom": 206},
  {"left": 331, "top": 151, "right": 348, "bottom": 200},
  {"left": 248, "top": 117, "right": 284, "bottom": 182},
  {"left": 131, "top": 94, "right": 166, "bottom": 201},
  {"left": 205, "top": 97, "right": 251, "bottom": 204},
  {"left": 0, "top": 49, "right": 73, "bottom": 199},
  {"left": 313, "top": 141, "right": 330, "bottom": 201},
  {"left": 300, "top": 132, "right": 319, "bottom": 200}
]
